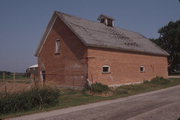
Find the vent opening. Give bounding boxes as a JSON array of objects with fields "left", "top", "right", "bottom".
[{"left": 98, "top": 14, "right": 115, "bottom": 27}]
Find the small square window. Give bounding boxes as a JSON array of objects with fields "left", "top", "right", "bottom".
[
  {"left": 140, "top": 66, "right": 145, "bottom": 72},
  {"left": 55, "top": 39, "right": 60, "bottom": 54},
  {"left": 102, "top": 65, "right": 110, "bottom": 73}
]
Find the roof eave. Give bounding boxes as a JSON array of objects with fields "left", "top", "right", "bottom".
[
  {"left": 35, "top": 11, "right": 170, "bottom": 58},
  {"left": 35, "top": 11, "right": 90, "bottom": 57},
  {"left": 34, "top": 11, "right": 57, "bottom": 57},
  {"left": 87, "top": 45, "right": 169, "bottom": 57},
  {"left": 55, "top": 11, "right": 89, "bottom": 47}
]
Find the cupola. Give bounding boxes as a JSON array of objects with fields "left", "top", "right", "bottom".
[{"left": 98, "top": 14, "right": 115, "bottom": 27}]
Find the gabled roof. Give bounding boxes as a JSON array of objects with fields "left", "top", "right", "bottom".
[
  {"left": 35, "top": 11, "right": 169, "bottom": 56},
  {"left": 28, "top": 64, "right": 38, "bottom": 68},
  {"left": 97, "top": 14, "right": 115, "bottom": 21}
]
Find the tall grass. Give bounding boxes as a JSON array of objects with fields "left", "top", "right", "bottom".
[
  {"left": 87, "top": 82, "right": 110, "bottom": 93},
  {"left": 0, "top": 87, "right": 60, "bottom": 115},
  {"left": 146, "top": 77, "right": 170, "bottom": 84},
  {"left": 115, "top": 77, "right": 172, "bottom": 95}
]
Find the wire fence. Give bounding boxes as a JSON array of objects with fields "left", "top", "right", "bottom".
[
  {"left": 0, "top": 72, "right": 33, "bottom": 94},
  {"left": 0, "top": 70, "right": 87, "bottom": 94},
  {"left": 0, "top": 72, "right": 31, "bottom": 82}
]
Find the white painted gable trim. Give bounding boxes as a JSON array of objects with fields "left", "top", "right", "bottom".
[{"left": 35, "top": 13, "right": 57, "bottom": 56}]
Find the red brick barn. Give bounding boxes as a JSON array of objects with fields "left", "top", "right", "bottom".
[{"left": 35, "top": 11, "right": 169, "bottom": 87}]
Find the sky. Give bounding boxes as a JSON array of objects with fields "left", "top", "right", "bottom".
[{"left": 0, "top": 0, "right": 179, "bottom": 73}]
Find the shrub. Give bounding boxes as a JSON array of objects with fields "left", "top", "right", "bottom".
[
  {"left": 143, "top": 80, "right": 150, "bottom": 84},
  {"left": 149, "top": 77, "right": 170, "bottom": 85},
  {"left": 90, "top": 82, "right": 110, "bottom": 93},
  {"left": 0, "top": 87, "right": 60, "bottom": 115}
]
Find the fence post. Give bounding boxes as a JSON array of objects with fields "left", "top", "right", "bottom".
[
  {"left": 13, "top": 72, "right": 16, "bottom": 90},
  {"left": 3, "top": 72, "right": 5, "bottom": 82},
  {"left": 13, "top": 72, "right": 16, "bottom": 81},
  {"left": 3, "top": 72, "right": 7, "bottom": 94}
]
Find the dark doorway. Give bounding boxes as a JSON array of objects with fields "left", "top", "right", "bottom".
[{"left": 42, "top": 70, "right": 46, "bottom": 82}]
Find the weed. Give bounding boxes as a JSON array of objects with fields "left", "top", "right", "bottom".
[
  {"left": 150, "top": 77, "right": 170, "bottom": 85},
  {"left": 0, "top": 87, "right": 60, "bottom": 115},
  {"left": 90, "top": 82, "right": 110, "bottom": 93}
]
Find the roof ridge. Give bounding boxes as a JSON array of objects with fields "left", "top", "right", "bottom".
[{"left": 55, "top": 11, "right": 102, "bottom": 25}]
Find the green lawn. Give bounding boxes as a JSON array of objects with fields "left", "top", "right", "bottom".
[
  {"left": 0, "top": 74, "right": 27, "bottom": 80},
  {"left": 170, "top": 71, "right": 180, "bottom": 76},
  {"left": 1, "top": 78, "right": 180, "bottom": 119}
]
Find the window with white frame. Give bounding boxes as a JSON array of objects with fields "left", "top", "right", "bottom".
[
  {"left": 102, "top": 65, "right": 110, "bottom": 73},
  {"left": 140, "top": 66, "right": 145, "bottom": 72},
  {"left": 55, "top": 39, "right": 60, "bottom": 54}
]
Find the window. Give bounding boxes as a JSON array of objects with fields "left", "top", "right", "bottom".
[
  {"left": 102, "top": 65, "right": 110, "bottom": 73},
  {"left": 107, "top": 19, "right": 113, "bottom": 27},
  {"left": 55, "top": 39, "right": 60, "bottom": 54},
  {"left": 140, "top": 66, "right": 145, "bottom": 72},
  {"left": 100, "top": 19, "right": 105, "bottom": 23}
]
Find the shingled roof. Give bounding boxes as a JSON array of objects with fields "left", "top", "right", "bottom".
[{"left": 35, "top": 11, "right": 169, "bottom": 56}]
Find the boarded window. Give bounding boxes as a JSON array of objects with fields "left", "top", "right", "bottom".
[
  {"left": 55, "top": 39, "right": 60, "bottom": 54},
  {"left": 140, "top": 66, "right": 145, "bottom": 72},
  {"left": 102, "top": 65, "right": 110, "bottom": 73}
]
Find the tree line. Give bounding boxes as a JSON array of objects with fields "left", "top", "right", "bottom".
[{"left": 151, "top": 20, "right": 180, "bottom": 73}]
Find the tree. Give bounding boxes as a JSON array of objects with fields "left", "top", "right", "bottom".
[{"left": 152, "top": 20, "right": 180, "bottom": 72}]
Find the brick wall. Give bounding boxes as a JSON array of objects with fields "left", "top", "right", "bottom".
[
  {"left": 87, "top": 47, "right": 168, "bottom": 86},
  {"left": 38, "top": 18, "right": 87, "bottom": 87},
  {"left": 38, "top": 17, "right": 168, "bottom": 87}
]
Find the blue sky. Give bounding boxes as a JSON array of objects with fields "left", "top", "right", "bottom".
[{"left": 0, "top": 0, "right": 179, "bottom": 72}]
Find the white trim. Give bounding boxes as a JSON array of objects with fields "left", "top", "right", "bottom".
[
  {"left": 102, "top": 65, "right": 110, "bottom": 73},
  {"left": 140, "top": 66, "right": 145, "bottom": 72},
  {"left": 40, "top": 71, "right": 43, "bottom": 82},
  {"left": 55, "top": 39, "right": 61, "bottom": 54},
  {"left": 36, "top": 16, "right": 57, "bottom": 56},
  {"left": 28, "top": 64, "right": 38, "bottom": 68},
  {"left": 112, "top": 21, "right": 114, "bottom": 27},
  {"left": 104, "top": 19, "right": 108, "bottom": 25}
]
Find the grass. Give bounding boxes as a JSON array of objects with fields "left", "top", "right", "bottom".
[
  {"left": 1, "top": 77, "right": 180, "bottom": 119},
  {"left": 6, "top": 79, "right": 31, "bottom": 83},
  {"left": 170, "top": 70, "right": 180, "bottom": 76},
  {"left": 0, "top": 75, "right": 27, "bottom": 80},
  {"left": 0, "top": 78, "right": 32, "bottom": 84},
  {"left": 0, "top": 87, "right": 60, "bottom": 119}
]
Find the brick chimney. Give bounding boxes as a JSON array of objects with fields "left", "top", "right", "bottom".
[{"left": 98, "top": 14, "right": 115, "bottom": 27}]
